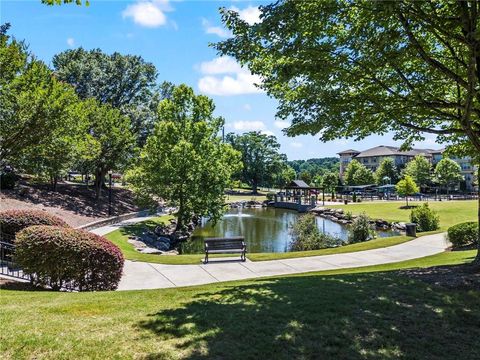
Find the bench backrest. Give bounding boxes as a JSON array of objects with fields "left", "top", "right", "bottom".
[{"left": 204, "top": 237, "right": 245, "bottom": 250}]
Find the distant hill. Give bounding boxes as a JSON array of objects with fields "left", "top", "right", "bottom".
[{"left": 287, "top": 157, "right": 339, "bottom": 178}]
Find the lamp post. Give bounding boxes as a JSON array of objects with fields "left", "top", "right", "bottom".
[{"left": 108, "top": 170, "right": 113, "bottom": 216}]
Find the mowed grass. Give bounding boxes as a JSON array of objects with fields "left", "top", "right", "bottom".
[
  {"left": 1, "top": 250, "right": 478, "bottom": 360},
  {"left": 327, "top": 200, "right": 477, "bottom": 230}
]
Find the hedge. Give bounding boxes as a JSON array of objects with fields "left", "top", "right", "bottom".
[
  {"left": 447, "top": 222, "right": 479, "bottom": 249},
  {"left": 0, "top": 209, "right": 68, "bottom": 243},
  {"left": 15, "top": 225, "right": 124, "bottom": 291}
]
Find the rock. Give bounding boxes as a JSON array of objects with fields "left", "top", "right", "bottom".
[
  {"left": 138, "top": 247, "right": 164, "bottom": 254},
  {"left": 154, "top": 241, "right": 170, "bottom": 252},
  {"left": 162, "top": 250, "right": 179, "bottom": 256},
  {"left": 158, "top": 236, "right": 171, "bottom": 244},
  {"left": 127, "top": 239, "right": 147, "bottom": 249}
]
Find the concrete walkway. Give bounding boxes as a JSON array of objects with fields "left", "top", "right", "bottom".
[{"left": 88, "top": 215, "right": 449, "bottom": 291}]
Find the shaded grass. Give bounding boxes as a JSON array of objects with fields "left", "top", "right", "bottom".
[
  {"left": 327, "top": 200, "right": 477, "bottom": 230},
  {"left": 1, "top": 250, "right": 478, "bottom": 360}
]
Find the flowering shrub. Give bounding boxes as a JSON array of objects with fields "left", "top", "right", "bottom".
[
  {"left": 15, "top": 226, "right": 124, "bottom": 291},
  {"left": 0, "top": 209, "right": 68, "bottom": 243}
]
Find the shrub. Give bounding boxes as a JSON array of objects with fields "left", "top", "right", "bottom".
[
  {"left": 0, "top": 172, "right": 17, "bottom": 190},
  {"left": 0, "top": 209, "right": 68, "bottom": 243},
  {"left": 410, "top": 203, "right": 440, "bottom": 232},
  {"left": 15, "top": 225, "right": 124, "bottom": 291},
  {"left": 348, "top": 212, "right": 376, "bottom": 243},
  {"left": 290, "top": 213, "right": 340, "bottom": 251},
  {"left": 447, "top": 222, "right": 478, "bottom": 249},
  {"left": 266, "top": 192, "right": 276, "bottom": 201}
]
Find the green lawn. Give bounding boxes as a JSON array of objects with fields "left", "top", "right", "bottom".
[
  {"left": 1, "top": 250, "right": 478, "bottom": 360},
  {"left": 327, "top": 200, "right": 477, "bottom": 230}
]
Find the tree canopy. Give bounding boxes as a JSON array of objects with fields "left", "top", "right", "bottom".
[
  {"left": 403, "top": 155, "right": 432, "bottom": 189},
  {"left": 374, "top": 158, "right": 399, "bottom": 185},
  {"left": 396, "top": 175, "right": 419, "bottom": 207},
  {"left": 226, "top": 131, "right": 286, "bottom": 193},
  {"left": 127, "top": 85, "right": 241, "bottom": 230},
  {"left": 215, "top": 0, "right": 480, "bottom": 262},
  {"left": 434, "top": 158, "right": 464, "bottom": 193}
]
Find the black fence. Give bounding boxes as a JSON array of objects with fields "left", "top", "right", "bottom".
[
  {"left": 0, "top": 241, "right": 31, "bottom": 281},
  {"left": 0, "top": 241, "right": 77, "bottom": 291}
]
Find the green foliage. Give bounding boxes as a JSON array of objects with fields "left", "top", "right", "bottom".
[
  {"left": 52, "top": 48, "right": 158, "bottom": 144},
  {"left": 396, "top": 175, "right": 419, "bottom": 206},
  {"left": 226, "top": 131, "right": 286, "bottom": 193},
  {"left": 127, "top": 85, "right": 242, "bottom": 230},
  {"left": 287, "top": 157, "right": 339, "bottom": 180},
  {"left": 447, "top": 222, "right": 479, "bottom": 249},
  {"left": 410, "top": 203, "right": 440, "bottom": 232},
  {"left": 322, "top": 172, "right": 339, "bottom": 197},
  {"left": 434, "top": 158, "right": 464, "bottom": 192},
  {"left": 289, "top": 213, "right": 339, "bottom": 251},
  {"left": 299, "top": 170, "right": 311, "bottom": 185},
  {"left": 348, "top": 213, "right": 376, "bottom": 244},
  {"left": 266, "top": 192, "right": 276, "bottom": 201},
  {"left": 0, "top": 209, "right": 68, "bottom": 243},
  {"left": 343, "top": 160, "right": 373, "bottom": 185},
  {"left": 215, "top": 1, "right": 480, "bottom": 161},
  {"left": 273, "top": 165, "right": 296, "bottom": 189},
  {"left": 375, "top": 158, "right": 398, "bottom": 185},
  {"left": 15, "top": 225, "right": 124, "bottom": 291},
  {"left": 404, "top": 155, "right": 432, "bottom": 188},
  {"left": 0, "top": 30, "right": 81, "bottom": 165},
  {"left": 352, "top": 165, "right": 375, "bottom": 185}
]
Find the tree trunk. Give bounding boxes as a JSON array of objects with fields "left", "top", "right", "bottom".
[
  {"left": 252, "top": 179, "right": 258, "bottom": 194},
  {"left": 94, "top": 168, "right": 106, "bottom": 200},
  {"left": 475, "top": 167, "right": 480, "bottom": 265}
]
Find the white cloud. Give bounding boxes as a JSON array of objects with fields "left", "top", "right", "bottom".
[
  {"left": 66, "top": 37, "right": 75, "bottom": 47},
  {"left": 122, "top": 0, "right": 172, "bottom": 28},
  {"left": 232, "top": 120, "right": 266, "bottom": 132},
  {"left": 201, "top": 18, "right": 231, "bottom": 38},
  {"left": 230, "top": 5, "right": 261, "bottom": 25},
  {"left": 199, "top": 56, "right": 243, "bottom": 75},
  {"left": 290, "top": 142, "right": 303, "bottom": 148},
  {"left": 198, "top": 56, "right": 263, "bottom": 96},
  {"left": 243, "top": 104, "right": 252, "bottom": 111},
  {"left": 274, "top": 120, "right": 290, "bottom": 129},
  {"left": 228, "top": 120, "right": 274, "bottom": 136}
]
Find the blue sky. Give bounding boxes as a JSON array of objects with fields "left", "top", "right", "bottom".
[{"left": 1, "top": 0, "right": 440, "bottom": 160}]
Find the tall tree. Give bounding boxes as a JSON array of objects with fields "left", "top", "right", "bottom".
[
  {"left": 226, "top": 131, "right": 286, "bottom": 194},
  {"left": 0, "top": 28, "right": 80, "bottom": 164},
  {"left": 375, "top": 158, "right": 399, "bottom": 185},
  {"left": 342, "top": 160, "right": 363, "bottom": 186},
  {"left": 127, "top": 85, "right": 241, "bottom": 231},
  {"left": 274, "top": 165, "right": 296, "bottom": 189},
  {"left": 352, "top": 166, "right": 375, "bottom": 186},
  {"left": 322, "top": 172, "right": 339, "bottom": 199},
  {"left": 396, "top": 175, "right": 420, "bottom": 207},
  {"left": 80, "top": 99, "right": 135, "bottom": 199},
  {"left": 434, "top": 158, "right": 464, "bottom": 195},
  {"left": 403, "top": 155, "right": 432, "bottom": 190},
  {"left": 216, "top": 0, "right": 480, "bottom": 263},
  {"left": 52, "top": 48, "right": 158, "bottom": 144}
]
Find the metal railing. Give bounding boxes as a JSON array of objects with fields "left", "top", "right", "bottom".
[{"left": 0, "top": 241, "right": 31, "bottom": 281}]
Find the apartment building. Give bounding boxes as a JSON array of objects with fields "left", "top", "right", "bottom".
[{"left": 338, "top": 145, "right": 477, "bottom": 191}]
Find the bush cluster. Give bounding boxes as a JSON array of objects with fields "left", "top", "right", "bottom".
[
  {"left": 16, "top": 225, "right": 124, "bottom": 291},
  {"left": 266, "top": 192, "right": 276, "bottom": 201},
  {"left": 290, "top": 213, "right": 340, "bottom": 251},
  {"left": 0, "top": 209, "right": 68, "bottom": 243},
  {"left": 0, "top": 172, "right": 17, "bottom": 190},
  {"left": 348, "top": 212, "right": 376, "bottom": 243},
  {"left": 410, "top": 203, "right": 440, "bottom": 232},
  {"left": 447, "top": 222, "right": 478, "bottom": 249}
]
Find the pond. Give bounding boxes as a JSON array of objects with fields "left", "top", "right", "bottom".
[{"left": 181, "top": 207, "right": 401, "bottom": 254}]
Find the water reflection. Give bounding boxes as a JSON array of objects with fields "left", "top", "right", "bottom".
[{"left": 182, "top": 207, "right": 400, "bottom": 254}]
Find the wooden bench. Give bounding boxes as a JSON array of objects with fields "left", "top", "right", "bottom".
[{"left": 204, "top": 237, "right": 246, "bottom": 264}]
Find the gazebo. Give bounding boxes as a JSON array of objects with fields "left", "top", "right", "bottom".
[{"left": 281, "top": 180, "right": 324, "bottom": 205}]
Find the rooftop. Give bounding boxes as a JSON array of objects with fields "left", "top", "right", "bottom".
[{"left": 349, "top": 145, "right": 440, "bottom": 158}]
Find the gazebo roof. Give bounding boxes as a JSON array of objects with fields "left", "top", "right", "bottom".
[{"left": 286, "top": 180, "right": 311, "bottom": 189}]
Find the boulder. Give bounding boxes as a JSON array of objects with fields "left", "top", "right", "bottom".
[{"left": 138, "top": 247, "right": 164, "bottom": 254}]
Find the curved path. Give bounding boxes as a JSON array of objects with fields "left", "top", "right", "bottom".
[{"left": 90, "top": 216, "right": 449, "bottom": 291}]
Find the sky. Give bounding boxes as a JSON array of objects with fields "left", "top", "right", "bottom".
[{"left": 1, "top": 0, "right": 441, "bottom": 160}]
